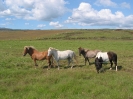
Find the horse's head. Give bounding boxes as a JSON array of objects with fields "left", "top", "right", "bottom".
[
  {"left": 23, "top": 46, "right": 35, "bottom": 56},
  {"left": 78, "top": 47, "right": 83, "bottom": 56},
  {"left": 23, "top": 46, "right": 29, "bottom": 56},
  {"left": 78, "top": 47, "right": 86, "bottom": 56},
  {"left": 48, "top": 47, "right": 58, "bottom": 56},
  {"left": 95, "top": 57, "right": 103, "bottom": 73},
  {"left": 47, "top": 47, "right": 53, "bottom": 56}
]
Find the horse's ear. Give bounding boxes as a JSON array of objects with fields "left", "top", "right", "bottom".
[
  {"left": 24, "top": 46, "right": 28, "bottom": 50},
  {"left": 49, "top": 47, "right": 52, "bottom": 49},
  {"left": 78, "top": 47, "right": 81, "bottom": 49},
  {"left": 26, "top": 46, "right": 30, "bottom": 50}
]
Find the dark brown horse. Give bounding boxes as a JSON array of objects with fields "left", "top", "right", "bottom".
[
  {"left": 95, "top": 51, "right": 117, "bottom": 73},
  {"left": 78, "top": 47, "right": 101, "bottom": 65},
  {"left": 23, "top": 46, "right": 53, "bottom": 69}
]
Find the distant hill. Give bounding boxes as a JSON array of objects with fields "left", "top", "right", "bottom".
[{"left": 0, "top": 27, "right": 13, "bottom": 31}]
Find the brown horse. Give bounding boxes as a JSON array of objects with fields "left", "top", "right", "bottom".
[
  {"left": 23, "top": 46, "right": 53, "bottom": 69},
  {"left": 78, "top": 47, "right": 101, "bottom": 65}
]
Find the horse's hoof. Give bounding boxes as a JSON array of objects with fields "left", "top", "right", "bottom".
[{"left": 109, "top": 68, "right": 112, "bottom": 70}]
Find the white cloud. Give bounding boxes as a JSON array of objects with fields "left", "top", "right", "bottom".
[
  {"left": 37, "top": 24, "right": 46, "bottom": 28},
  {"left": 5, "top": 18, "right": 11, "bottom": 20},
  {"left": 0, "top": 9, "right": 11, "bottom": 16},
  {"left": 0, "top": 23, "right": 6, "bottom": 27},
  {"left": 0, "top": 0, "right": 67, "bottom": 20},
  {"left": 95, "top": 0, "right": 117, "bottom": 7},
  {"left": 65, "top": 2, "right": 133, "bottom": 29},
  {"left": 49, "top": 21, "right": 63, "bottom": 28},
  {"left": 120, "top": 2, "right": 130, "bottom": 9},
  {"left": 0, "top": 0, "right": 5, "bottom": 11},
  {"left": 0, "top": 22, "right": 11, "bottom": 27},
  {"left": 5, "top": 18, "right": 15, "bottom": 21}
]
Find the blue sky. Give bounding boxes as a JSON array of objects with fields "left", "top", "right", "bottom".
[{"left": 0, "top": 0, "right": 133, "bottom": 29}]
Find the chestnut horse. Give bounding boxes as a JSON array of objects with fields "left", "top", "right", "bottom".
[
  {"left": 23, "top": 46, "right": 53, "bottom": 69},
  {"left": 78, "top": 47, "right": 101, "bottom": 65},
  {"left": 95, "top": 51, "right": 117, "bottom": 73}
]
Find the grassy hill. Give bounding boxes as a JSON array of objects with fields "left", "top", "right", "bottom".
[{"left": 0, "top": 29, "right": 133, "bottom": 99}]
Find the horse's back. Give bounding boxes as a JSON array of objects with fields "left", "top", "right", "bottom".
[
  {"left": 107, "top": 51, "right": 117, "bottom": 57},
  {"left": 59, "top": 50, "right": 74, "bottom": 54},
  {"left": 96, "top": 52, "right": 109, "bottom": 62},
  {"left": 58, "top": 50, "right": 75, "bottom": 59},
  {"left": 86, "top": 50, "right": 98, "bottom": 58}
]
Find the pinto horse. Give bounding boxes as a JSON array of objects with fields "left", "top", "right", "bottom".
[
  {"left": 23, "top": 46, "right": 53, "bottom": 69},
  {"left": 95, "top": 51, "right": 117, "bottom": 73},
  {"left": 47, "top": 47, "right": 77, "bottom": 70},
  {"left": 78, "top": 47, "right": 101, "bottom": 65}
]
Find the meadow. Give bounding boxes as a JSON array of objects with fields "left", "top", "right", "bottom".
[{"left": 0, "top": 29, "right": 133, "bottom": 99}]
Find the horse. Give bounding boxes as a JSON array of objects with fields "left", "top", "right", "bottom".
[
  {"left": 23, "top": 46, "right": 53, "bottom": 69},
  {"left": 95, "top": 51, "right": 117, "bottom": 73},
  {"left": 78, "top": 47, "right": 101, "bottom": 65},
  {"left": 47, "top": 47, "right": 77, "bottom": 70}
]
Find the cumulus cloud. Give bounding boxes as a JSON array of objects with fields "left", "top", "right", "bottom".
[
  {"left": 49, "top": 21, "right": 63, "bottom": 28},
  {"left": 0, "top": 0, "right": 5, "bottom": 11},
  {"left": 65, "top": 2, "right": 133, "bottom": 29},
  {"left": 0, "top": 0, "right": 67, "bottom": 20},
  {"left": 95, "top": 0, "right": 131, "bottom": 9},
  {"left": 120, "top": 2, "right": 130, "bottom": 9},
  {"left": 37, "top": 24, "right": 46, "bottom": 28},
  {"left": 5, "top": 18, "right": 15, "bottom": 21},
  {"left": 95, "top": 0, "right": 117, "bottom": 7}
]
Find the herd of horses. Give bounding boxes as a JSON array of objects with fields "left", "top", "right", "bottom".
[{"left": 23, "top": 46, "right": 118, "bottom": 73}]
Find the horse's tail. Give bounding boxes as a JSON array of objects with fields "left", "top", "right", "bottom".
[{"left": 73, "top": 52, "right": 78, "bottom": 65}]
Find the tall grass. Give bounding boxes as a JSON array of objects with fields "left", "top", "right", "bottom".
[{"left": 0, "top": 29, "right": 133, "bottom": 99}]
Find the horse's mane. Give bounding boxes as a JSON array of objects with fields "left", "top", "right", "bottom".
[
  {"left": 82, "top": 48, "right": 90, "bottom": 52},
  {"left": 49, "top": 47, "right": 59, "bottom": 51},
  {"left": 79, "top": 47, "right": 101, "bottom": 53},
  {"left": 24, "top": 46, "right": 36, "bottom": 50}
]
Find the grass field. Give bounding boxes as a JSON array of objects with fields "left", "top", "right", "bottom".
[{"left": 0, "top": 29, "right": 133, "bottom": 99}]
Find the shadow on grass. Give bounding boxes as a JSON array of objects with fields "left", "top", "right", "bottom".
[{"left": 100, "top": 65, "right": 123, "bottom": 73}]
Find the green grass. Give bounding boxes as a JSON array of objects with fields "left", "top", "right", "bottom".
[{"left": 0, "top": 29, "right": 133, "bottom": 99}]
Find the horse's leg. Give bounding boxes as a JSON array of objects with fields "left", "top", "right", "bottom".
[
  {"left": 57, "top": 61, "right": 60, "bottom": 70},
  {"left": 114, "top": 61, "right": 117, "bottom": 71},
  {"left": 70, "top": 59, "right": 74, "bottom": 69},
  {"left": 68, "top": 58, "right": 70, "bottom": 67},
  {"left": 87, "top": 58, "right": 90, "bottom": 65},
  {"left": 109, "top": 60, "right": 113, "bottom": 70},
  {"left": 51, "top": 57, "right": 55, "bottom": 68},
  {"left": 85, "top": 58, "right": 87, "bottom": 65},
  {"left": 47, "top": 58, "right": 51, "bottom": 70},
  {"left": 34, "top": 59, "right": 38, "bottom": 69},
  {"left": 97, "top": 69, "right": 99, "bottom": 73}
]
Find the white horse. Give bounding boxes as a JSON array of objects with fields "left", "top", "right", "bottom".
[
  {"left": 47, "top": 47, "right": 77, "bottom": 70},
  {"left": 95, "top": 51, "right": 117, "bottom": 73}
]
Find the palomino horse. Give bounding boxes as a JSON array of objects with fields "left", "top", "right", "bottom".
[
  {"left": 95, "top": 51, "right": 117, "bottom": 73},
  {"left": 78, "top": 47, "right": 101, "bottom": 65},
  {"left": 47, "top": 47, "right": 77, "bottom": 70},
  {"left": 23, "top": 46, "right": 53, "bottom": 69}
]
